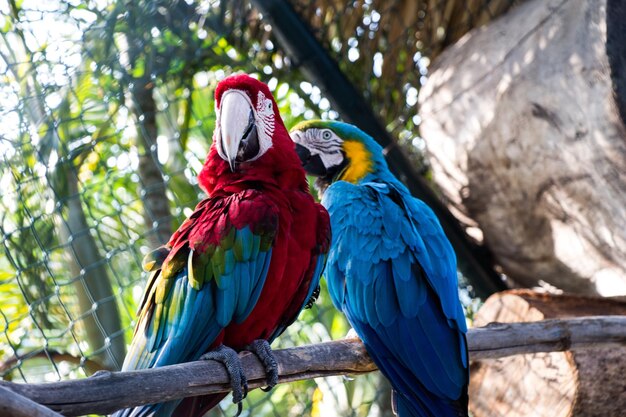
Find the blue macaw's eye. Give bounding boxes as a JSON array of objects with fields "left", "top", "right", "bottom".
[{"left": 322, "top": 130, "right": 332, "bottom": 139}]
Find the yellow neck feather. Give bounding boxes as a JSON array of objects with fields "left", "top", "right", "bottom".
[{"left": 339, "top": 140, "right": 374, "bottom": 183}]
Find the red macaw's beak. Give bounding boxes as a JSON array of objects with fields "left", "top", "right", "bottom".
[{"left": 218, "top": 90, "right": 259, "bottom": 171}]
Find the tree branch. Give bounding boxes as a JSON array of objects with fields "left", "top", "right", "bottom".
[
  {"left": 1, "top": 316, "right": 624, "bottom": 416},
  {"left": 0, "top": 386, "right": 63, "bottom": 417}
]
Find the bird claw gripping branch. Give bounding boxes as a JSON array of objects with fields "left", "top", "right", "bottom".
[
  {"left": 245, "top": 339, "right": 278, "bottom": 392},
  {"left": 200, "top": 346, "right": 248, "bottom": 416}
]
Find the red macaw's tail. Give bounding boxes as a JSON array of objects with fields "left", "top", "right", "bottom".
[
  {"left": 111, "top": 394, "right": 226, "bottom": 417},
  {"left": 172, "top": 394, "right": 228, "bottom": 417}
]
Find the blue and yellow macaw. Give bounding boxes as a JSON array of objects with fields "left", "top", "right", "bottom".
[{"left": 291, "top": 120, "right": 469, "bottom": 417}]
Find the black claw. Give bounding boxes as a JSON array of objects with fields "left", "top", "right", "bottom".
[
  {"left": 200, "top": 345, "right": 247, "bottom": 411},
  {"left": 241, "top": 373, "right": 249, "bottom": 399},
  {"left": 304, "top": 286, "right": 321, "bottom": 309},
  {"left": 246, "top": 339, "right": 279, "bottom": 392}
]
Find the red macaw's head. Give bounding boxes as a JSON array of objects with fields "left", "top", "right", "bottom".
[{"left": 198, "top": 74, "right": 305, "bottom": 194}]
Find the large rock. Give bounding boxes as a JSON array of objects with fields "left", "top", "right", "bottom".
[{"left": 419, "top": 0, "right": 626, "bottom": 295}]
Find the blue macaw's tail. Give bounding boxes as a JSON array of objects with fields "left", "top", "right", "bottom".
[
  {"left": 394, "top": 389, "right": 468, "bottom": 417},
  {"left": 346, "top": 307, "right": 469, "bottom": 417},
  {"left": 374, "top": 341, "right": 469, "bottom": 417}
]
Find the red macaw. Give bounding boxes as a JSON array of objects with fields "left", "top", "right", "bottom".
[{"left": 113, "top": 74, "right": 330, "bottom": 417}]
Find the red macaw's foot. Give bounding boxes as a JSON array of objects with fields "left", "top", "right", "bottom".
[
  {"left": 200, "top": 345, "right": 248, "bottom": 416},
  {"left": 245, "top": 339, "right": 278, "bottom": 392}
]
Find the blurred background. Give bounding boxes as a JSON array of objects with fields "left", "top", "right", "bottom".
[{"left": 2, "top": 0, "right": 624, "bottom": 416}]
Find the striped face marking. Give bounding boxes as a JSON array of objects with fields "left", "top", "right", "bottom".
[
  {"left": 292, "top": 128, "right": 344, "bottom": 169},
  {"left": 291, "top": 127, "right": 374, "bottom": 184}
]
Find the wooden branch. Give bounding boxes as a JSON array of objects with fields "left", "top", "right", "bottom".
[
  {"left": 0, "top": 386, "right": 63, "bottom": 417},
  {"left": 469, "top": 315, "right": 626, "bottom": 359},
  {"left": 1, "top": 316, "right": 624, "bottom": 416}
]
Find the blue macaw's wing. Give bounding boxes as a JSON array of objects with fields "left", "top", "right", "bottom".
[
  {"left": 323, "top": 181, "right": 468, "bottom": 417},
  {"left": 115, "top": 190, "right": 278, "bottom": 417}
]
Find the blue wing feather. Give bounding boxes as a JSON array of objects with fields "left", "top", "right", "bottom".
[
  {"left": 216, "top": 272, "right": 237, "bottom": 327},
  {"left": 303, "top": 253, "right": 326, "bottom": 307},
  {"left": 114, "top": 197, "right": 279, "bottom": 417},
  {"left": 235, "top": 261, "right": 251, "bottom": 319},
  {"left": 323, "top": 180, "right": 468, "bottom": 417},
  {"left": 238, "top": 250, "right": 272, "bottom": 322},
  {"left": 326, "top": 261, "right": 345, "bottom": 310},
  {"left": 376, "top": 263, "right": 401, "bottom": 326}
]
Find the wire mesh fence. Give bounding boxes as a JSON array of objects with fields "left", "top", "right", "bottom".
[{"left": 0, "top": 0, "right": 514, "bottom": 415}]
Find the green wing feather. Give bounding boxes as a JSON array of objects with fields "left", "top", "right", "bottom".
[{"left": 124, "top": 191, "right": 279, "bottom": 373}]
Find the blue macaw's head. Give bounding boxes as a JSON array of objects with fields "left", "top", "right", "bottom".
[{"left": 290, "top": 120, "right": 387, "bottom": 192}]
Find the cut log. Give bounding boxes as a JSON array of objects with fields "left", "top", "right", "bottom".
[
  {"left": 469, "top": 289, "right": 626, "bottom": 417},
  {"left": 418, "top": 0, "right": 626, "bottom": 295}
]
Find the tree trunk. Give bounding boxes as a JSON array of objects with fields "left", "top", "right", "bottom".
[
  {"left": 57, "top": 164, "right": 125, "bottom": 371},
  {"left": 130, "top": 78, "right": 172, "bottom": 248},
  {"left": 418, "top": 0, "right": 626, "bottom": 295},
  {"left": 469, "top": 290, "right": 626, "bottom": 417},
  {"left": 126, "top": 3, "right": 172, "bottom": 249}
]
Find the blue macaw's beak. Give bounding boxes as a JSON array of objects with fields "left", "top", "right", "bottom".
[
  {"left": 219, "top": 90, "right": 259, "bottom": 170},
  {"left": 293, "top": 140, "right": 328, "bottom": 177}
]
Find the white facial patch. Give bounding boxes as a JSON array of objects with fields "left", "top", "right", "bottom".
[
  {"left": 292, "top": 128, "right": 344, "bottom": 169},
  {"left": 215, "top": 89, "right": 276, "bottom": 163},
  {"left": 253, "top": 90, "right": 275, "bottom": 160}
]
